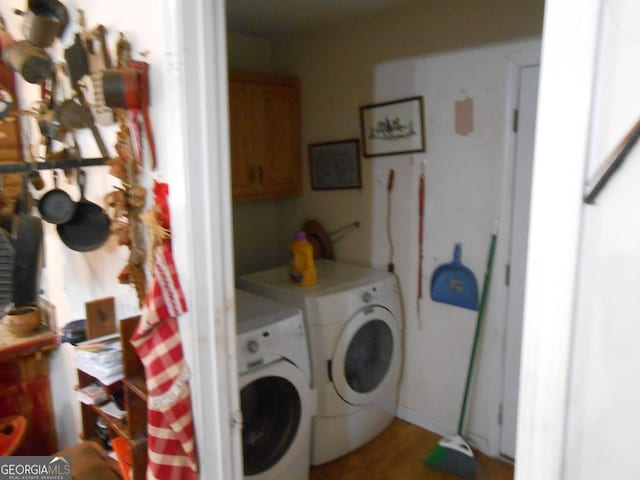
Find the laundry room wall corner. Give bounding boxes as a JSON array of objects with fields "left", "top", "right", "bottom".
[{"left": 370, "top": 38, "right": 542, "bottom": 457}]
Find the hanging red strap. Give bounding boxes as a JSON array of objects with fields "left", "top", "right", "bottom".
[
  {"left": 418, "top": 167, "right": 425, "bottom": 311},
  {"left": 387, "top": 169, "right": 395, "bottom": 273}
]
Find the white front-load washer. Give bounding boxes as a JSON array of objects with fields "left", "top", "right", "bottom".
[
  {"left": 237, "top": 260, "right": 403, "bottom": 465},
  {"left": 235, "top": 289, "right": 315, "bottom": 479}
]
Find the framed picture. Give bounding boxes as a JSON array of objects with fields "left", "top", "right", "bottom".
[
  {"left": 360, "top": 96, "right": 426, "bottom": 157},
  {"left": 309, "top": 139, "right": 361, "bottom": 190}
]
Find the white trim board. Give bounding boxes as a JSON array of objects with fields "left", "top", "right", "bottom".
[
  {"left": 169, "top": 0, "right": 242, "bottom": 478},
  {"left": 495, "top": 48, "right": 541, "bottom": 461},
  {"left": 515, "top": 0, "right": 601, "bottom": 478}
]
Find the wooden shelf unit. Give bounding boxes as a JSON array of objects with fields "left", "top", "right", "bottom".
[{"left": 76, "top": 315, "right": 148, "bottom": 480}]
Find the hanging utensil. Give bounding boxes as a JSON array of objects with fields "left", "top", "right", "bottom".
[
  {"left": 302, "top": 219, "right": 334, "bottom": 259},
  {"left": 17, "top": 0, "right": 68, "bottom": 49},
  {"left": 12, "top": 175, "right": 43, "bottom": 307},
  {"left": 59, "top": 49, "right": 109, "bottom": 158},
  {"left": 102, "top": 59, "right": 157, "bottom": 169},
  {"left": 86, "top": 24, "right": 114, "bottom": 125},
  {"left": 430, "top": 243, "right": 479, "bottom": 311},
  {"left": 64, "top": 33, "right": 89, "bottom": 86},
  {"left": 55, "top": 97, "right": 92, "bottom": 130},
  {"left": 56, "top": 168, "right": 111, "bottom": 252},
  {"left": 417, "top": 164, "right": 425, "bottom": 322},
  {"left": 386, "top": 169, "right": 395, "bottom": 273},
  {"left": 19, "top": 111, "right": 45, "bottom": 190},
  {"left": 0, "top": 227, "right": 15, "bottom": 313},
  {"left": 38, "top": 168, "right": 76, "bottom": 224},
  {"left": 26, "top": 0, "right": 69, "bottom": 38},
  {"left": 2, "top": 40, "right": 53, "bottom": 84}
]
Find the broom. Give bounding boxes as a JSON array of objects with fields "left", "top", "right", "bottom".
[{"left": 424, "top": 232, "right": 497, "bottom": 479}]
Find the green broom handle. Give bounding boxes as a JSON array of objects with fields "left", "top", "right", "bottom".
[{"left": 457, "top": 233, "right": 497, "bottom": 435}]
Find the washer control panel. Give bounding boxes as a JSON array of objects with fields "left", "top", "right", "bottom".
[
  {"left": 361, "top": 291, "right": 373, "bottom": 303},
  {"left": 237, "top": 313, "right": 308, "bottom": 375},
  {"left": 358, "top": 283, "right": 384, "bottom": 306},
  {"left": 246, "top": 339, "right": 260, "bottom": 354}
]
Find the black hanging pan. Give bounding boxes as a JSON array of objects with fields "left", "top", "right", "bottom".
[
  {"left": 38, "top": 169, "right": 76, "bottom": 224},
  {"left": 57, "top": 169, "right": 111, "bottom": 252}
]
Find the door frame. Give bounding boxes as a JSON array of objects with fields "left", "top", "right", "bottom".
[
  {"left": 497, "top": 55, "right": 540, "bottom": 460},
  {"left": 168, "top": 0, "right": 242, "bottom": 478},
  {"left": 174, "top": 0, "right": 603, "bottom": 478},
  {"left": 515, "top": 0, "right": 601, "bottom": 478}
]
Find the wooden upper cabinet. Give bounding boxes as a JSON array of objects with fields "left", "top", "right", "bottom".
[{"left": 229, "top": 70, "right": 302, "bottom": 201}]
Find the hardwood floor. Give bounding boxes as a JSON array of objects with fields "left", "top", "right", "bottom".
[{"left": 309, "top": 419, "right": 514, "bottom": 480}]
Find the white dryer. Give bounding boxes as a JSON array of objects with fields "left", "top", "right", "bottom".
[
  {"left": 237, "top": 260, "right": 403, "bottom": 465},
  {"left": 235, "top": 289, "right": 315, "bottom": 479}
]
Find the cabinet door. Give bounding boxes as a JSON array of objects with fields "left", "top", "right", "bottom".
[
  {"left": 228, "top": 80, "right": 257, "bottom": 199},
  {"left": 228, "top": 71, "right": 302, "bottom": 201},
  {"left": 253, "top": 82, "right": 301, "bottom": 198}
]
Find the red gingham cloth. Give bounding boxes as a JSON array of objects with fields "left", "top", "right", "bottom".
[{"left": 130, "top": 182, "right": 198, "bottom": 479}]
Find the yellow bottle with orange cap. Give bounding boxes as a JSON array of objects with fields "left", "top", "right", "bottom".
[{"left": 289, "top": 230, "right": 317, "bottom": 286}]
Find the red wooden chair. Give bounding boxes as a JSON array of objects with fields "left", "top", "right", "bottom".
[{"left": 0, "top": 415, "right": 27, "bottom": 456}]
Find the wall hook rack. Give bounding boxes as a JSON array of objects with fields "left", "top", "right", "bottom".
[
  {"left": 328, "top": 220, "right": 360, "bottom": 244},
  {"left": 0, "top": 157, "right": 107, "bottom": 174}
]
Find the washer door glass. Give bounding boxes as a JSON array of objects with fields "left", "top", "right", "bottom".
[
  {"left": 344, "top": 318, "right": 393, "bottom": 393},
  {"left": 241, "top": 375, "right": 301, "bottom": 476},
  {"left": 331, "top": 305, "right": 399, "bottom": 406}
]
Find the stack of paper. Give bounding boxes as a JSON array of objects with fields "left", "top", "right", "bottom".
[
  {"left": 100, "top": 401, "right": 127, "bottom": 420},
  {"left": 75, "top": 333, "right": 124, "bottom": 385},
  {"left": 76, "top": 383, "right": 109, "bottom": 405}
]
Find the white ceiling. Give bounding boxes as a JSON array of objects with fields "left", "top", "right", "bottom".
[{"left": 225, "top": 0, "right": 423, "bottom": 38}]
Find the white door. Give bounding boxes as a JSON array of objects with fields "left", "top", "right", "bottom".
[{"left": 500, "top": 64, "right": 540, "bottom": 459}]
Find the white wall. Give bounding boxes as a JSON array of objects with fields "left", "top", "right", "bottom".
[
  {"left": 368, "top": 39, "right": 539, "bottom": 456},
  {"left": 227, "top": 32, "right": 273, "bottom": 72},
  {"left": 229, "top": 0, "right": 545, "bottom": 273},
  {"left": 1, "top": 0, "right": 176, "bottom": 450},
  {"left": 564, "top": 1, "right": 640, "bottom": 478}
]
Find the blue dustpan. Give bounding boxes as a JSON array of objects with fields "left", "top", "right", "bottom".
[{"left": 430, "top": 243, "right": 479, "bottom": 311}]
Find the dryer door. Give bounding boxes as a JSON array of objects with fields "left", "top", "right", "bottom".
[
  {"left": 239, "top": 360, "right": 312, "bottom": 478},
  {"left": 331, "top": 305, "right": 400, "bottom": 406}
]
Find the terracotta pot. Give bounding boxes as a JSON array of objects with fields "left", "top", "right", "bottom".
[{"left": 4, "top": 306, "right": 40, "bottom": 336}]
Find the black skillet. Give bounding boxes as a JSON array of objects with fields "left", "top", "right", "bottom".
[
  {"left": 57, "top": 169, "right": 111, "bottom": 252},
  {"left": 38, "top": 169, "right": 76, "bottom": 224}
]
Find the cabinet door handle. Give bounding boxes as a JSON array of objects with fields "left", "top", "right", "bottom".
[
  {"left": 257, "top": 165, "right": 264, "bottom": 184},
  {"left": 248, "top": 165, "right": 256, "bottom": 183}
]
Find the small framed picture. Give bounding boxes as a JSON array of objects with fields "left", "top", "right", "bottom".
[
  {"left": 309, "top": 139, "right": 361, "bottom": 190},
  {"left": 360, "top": 96, "right": 426, "bottom": 157}
]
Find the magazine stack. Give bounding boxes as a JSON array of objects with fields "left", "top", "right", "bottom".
[{"left": 74, "top": 333, "right": 124, "bottom": 386}]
